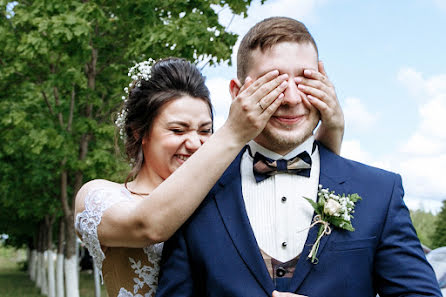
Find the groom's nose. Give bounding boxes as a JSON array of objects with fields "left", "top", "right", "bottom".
[{"left": 282, "top": 77, "right": 304, "bottom": 106}]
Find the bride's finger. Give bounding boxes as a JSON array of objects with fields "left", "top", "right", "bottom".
[
  {"left": 261, "top": 92, "right": 284, "bottom": 117},
  {"left": 257, "top": 79, "right": 288, "bottom": 112},
  {"left": 238, "top": 76, "right": 253, "bottom": 95},
  {"left": 242, "top": 70, "right": 285, "bottom": 99}
]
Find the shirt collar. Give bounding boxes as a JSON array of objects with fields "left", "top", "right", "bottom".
[{"left": 247, "top": 135, "right": 315, "bottom": 160}]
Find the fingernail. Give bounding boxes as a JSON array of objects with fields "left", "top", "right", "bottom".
[
  {"left": 295, "top": 77, "right": 302, "bottom": 83},
  {"left": 298, "top": 84, "right": 305, "bottom": 90},
  {"left": 271, "top": 70, "right": 279, "bottom": 75},
  {"left": 278, "top": 93, "right": 284, "bottom": 99},
  {"left": 280, "top": 81, "right": 288, "bottom": 88},
  {"left": 307, "top": 94, "right": 315, "bottom": 100},
  {"left": 245, "top": 76, "right": 252, "bottom": 82},
  {"left": 279, "top": 74, "right": 288, "bottom": 80},
  {"left": 304, "top": 69, "right": 312, "bottom": 76}
]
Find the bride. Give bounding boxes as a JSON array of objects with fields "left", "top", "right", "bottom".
[{"left": 74, "top": 57, "right": 343, "bottom": 297}]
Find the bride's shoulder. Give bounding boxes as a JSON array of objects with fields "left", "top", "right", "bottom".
[{"left": 75, "top": 179, "right": 127, "bottom": 212}]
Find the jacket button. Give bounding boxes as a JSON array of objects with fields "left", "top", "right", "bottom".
[
  {"left": 281, "top": 196, "right": 287, "bottom": 202},
  {"left": 282, "top": 241, "right": 287, "bottom": 247}
]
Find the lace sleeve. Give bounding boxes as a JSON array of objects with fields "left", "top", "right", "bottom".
[{"left": 75, "top": 188, "right": 132, "bottom": 276}]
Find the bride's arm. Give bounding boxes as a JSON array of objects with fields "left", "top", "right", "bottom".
[{"left": 75, "top": 70, "right": 288, "bottom": 248}]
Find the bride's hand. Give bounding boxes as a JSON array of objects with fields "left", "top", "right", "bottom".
[
  {"left": 225, "top": 70, "right": 288, "bottom": 143},
  {"left": 295, "top": 61, "right": 344, "bottom": 154}
]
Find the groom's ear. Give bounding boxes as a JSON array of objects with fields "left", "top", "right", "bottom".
[{"left": 229, "top": 78, "right": 242, "bottom": 101}]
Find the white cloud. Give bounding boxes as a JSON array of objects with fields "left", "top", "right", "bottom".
[
  {"left": 213, "top": 0, "right": 328, "bottom": 69},
  {"left": 399, "top": 154, "right": 446, "bottom": 200},
  {"left": 343, "top": 97, "right": 378, "bottom": 132},
  {"left": 434, "top": 0, "right": 446, "bottom": 12},
  {"left": 395, "top": 68, "right": 446, "bottom": 207},
  {"left": 341, "top": 139, "right": 370, "bottom": 163},
  {"left": 218, "top": 0, "right": 325, "bottom": 36},
  {"left": 341, "top": 139, "right": 391, "bottom": 170},
  {"left": 397, "top": 68, "right": 424, "bottom": 97}
]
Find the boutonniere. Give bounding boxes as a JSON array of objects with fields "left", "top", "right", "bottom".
[{"left": 304, "top": 185, "right": 362, "bottom": 264}]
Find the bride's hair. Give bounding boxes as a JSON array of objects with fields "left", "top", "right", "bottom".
[{"left": 121, "top": 57, "right": 213, "bottom": 183}]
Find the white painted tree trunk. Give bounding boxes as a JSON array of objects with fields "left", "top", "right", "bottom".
[
  {"left": 40, "top": 251, "right": 49, "bottom": 296},
  {"left": 47, "top": 250, "right": 56, "bottom": 297},
  {"left": 27, "top": 248, "right": 31, "bottom": 275},
  {"left": 36, "top": 251, "right": 43, "bottom": 288},
  {"left": 64, "top": 256, "right": 79, "bottom": 297},
  {"left": 30, "top": 249, "right": 37, "bottom": 281},
  {"left": 56, "top": 253, "right": 64, "bottom": 297}
]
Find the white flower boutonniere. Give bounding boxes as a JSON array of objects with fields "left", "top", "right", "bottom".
[{"left": 304, "top": 185, "right": 362, "bottom": 264}]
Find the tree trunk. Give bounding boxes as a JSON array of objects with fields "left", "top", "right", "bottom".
[
  {"left": 64, "top": 243, "right": 79, "bottom": 297},
  {"left": 46, "top": 215, "right": 56, "bottom": 297},
  {"left": 64, "top": 214, "right": 79, "bottom": 297},
  {"left": 48, "top": 249, "right": 56, "bottom": 297},
  {"left": 58, "top": 42, "right": 95, "bottom": 297},
  {"left": 36, "top": 223, "right": 43, "bottom": 288},
  {"left": 59, "top": 164, "right": 79, "bottom": 297},
  {"left": 40, "top": 221, "right": 49, "bottom": 296},
  {"left": 57, "top": 219, "right": 65, "bottom": 297},
  {"left": 41, "top": 251, "right": 49, "bottom": 296},
  {"left": 30, "top": 249, "right": 37, "bottom": 281},
  {"left": 56, "top": 253, "right": 65, "bottom": 297}
]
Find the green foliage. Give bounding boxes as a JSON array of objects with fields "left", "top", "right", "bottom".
[
  {"left": 0, "top": 0, "right": 264, "bottom": 248},
  {"left": 431, "top": 200, "right": 446, "bottom": 248},
  {"left": 410, "top": 208, "right": 439, "bottom": 248}
]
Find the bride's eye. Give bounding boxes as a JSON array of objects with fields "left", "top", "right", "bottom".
[
  {"left": 170, "top": 129, "right": 184, "bottom": 134},
  {"left": 200, "top": 129, "right": 212, "bottom": 135}
]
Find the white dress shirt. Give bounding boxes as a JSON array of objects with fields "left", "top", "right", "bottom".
[{"left": 241, "top": 136, "right": 320, "bottom": 262}]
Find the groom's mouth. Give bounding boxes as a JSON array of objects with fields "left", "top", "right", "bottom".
[{"left": 272, "top": 115, "right": 305, "bottom": 125}]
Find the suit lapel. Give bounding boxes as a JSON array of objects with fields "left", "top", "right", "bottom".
[
  {"left": 289, "top": 143, "right": 350, "bottom": 293},
  {"left": 213, "top": 147, "right": 275, "bottom": 295}
]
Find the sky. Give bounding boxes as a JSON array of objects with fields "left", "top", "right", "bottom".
[{"left": 202, "top": 0, "right": 446, "bottom": 213}]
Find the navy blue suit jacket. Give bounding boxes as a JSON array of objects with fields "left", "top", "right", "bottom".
[{"left": 156, "top": 144, "right": 441, "bottom": 297}]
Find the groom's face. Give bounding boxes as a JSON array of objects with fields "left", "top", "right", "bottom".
[{"left": 247, "top": 41, "right": 320, "bottom": 155}]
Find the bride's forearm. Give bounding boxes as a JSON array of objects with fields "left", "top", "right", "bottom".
[{"left": 132, "top": 125, "right": 246, "bottom": 244}]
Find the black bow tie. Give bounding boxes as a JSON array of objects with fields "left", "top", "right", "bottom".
[{"left": 252, "top": 151, "right": 312, "bottom": 183}]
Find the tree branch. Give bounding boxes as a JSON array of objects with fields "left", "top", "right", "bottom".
[
  {"left": 41, "top": 90, "right": 55, "bottom": 117},
  {"left": 59, "top": 159, "right": 71, "bottom": 220},
  {"left": 67, "top": 84, "right": 75, "bottom": 132},
  {"left": 71, "top": 133, "right": 92, "bottom": 211},
  {"left": 52, "top": 86, "right": 64, "bottom": 127}
]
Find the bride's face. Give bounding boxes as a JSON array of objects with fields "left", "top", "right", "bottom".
[{"left": 141, "top": 96, "right": 213, "bottom": 180}]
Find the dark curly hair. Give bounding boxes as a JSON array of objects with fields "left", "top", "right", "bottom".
[{"left": 122, "top": 57, "right": 213, "bottom": 183}]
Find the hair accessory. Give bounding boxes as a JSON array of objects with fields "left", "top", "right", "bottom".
[{"left": 115, "top": 58, "right": 156, "bottom": 139}]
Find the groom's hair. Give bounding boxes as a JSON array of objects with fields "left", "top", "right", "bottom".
[{"left": 237, "top": 17, "right": 319, "bottom": 83}]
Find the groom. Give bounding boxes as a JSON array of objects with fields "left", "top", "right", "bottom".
[{"left": 155, "top": 17, "right": 441, "bottom": 297}]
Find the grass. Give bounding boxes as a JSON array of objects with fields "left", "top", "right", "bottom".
[{"left": 0, "top": 246, "right": 108, "bottom": 297}]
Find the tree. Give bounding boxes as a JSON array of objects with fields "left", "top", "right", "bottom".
[
  {"left": 431, "top": 200, "right": 446, "bottom": 249},
  {"left": 0, "top": 1, "right": 265, "bottom": 296},
  {"left": 410, "top": 209, "right": 438, "bottom": 248}
]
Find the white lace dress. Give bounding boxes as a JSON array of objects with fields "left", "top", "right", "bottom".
[{"left": 75, "top": 187, "right": 164, "bottom": 297}]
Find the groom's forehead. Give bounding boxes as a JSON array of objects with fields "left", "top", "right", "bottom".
[{"left": 245, "top": 42, "right": 318, "bottom": 78}]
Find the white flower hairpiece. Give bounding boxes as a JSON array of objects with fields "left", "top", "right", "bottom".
[{"left": 115, "top": 58, "right": 156, "bottom": 139}]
